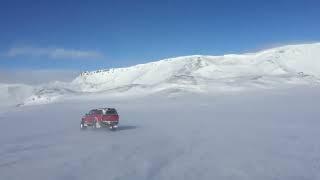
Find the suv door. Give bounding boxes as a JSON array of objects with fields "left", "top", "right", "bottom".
[{"left": 86, "top": 110, "right": 95, "bottom": 123}]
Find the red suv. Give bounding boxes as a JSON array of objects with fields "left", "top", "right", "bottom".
[{"left": 80, "top": 108, "right": 119, "bottom": 130}]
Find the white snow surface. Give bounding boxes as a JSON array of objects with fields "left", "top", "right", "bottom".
[
  {"left": 1, "top": 43, "right": 320, "bottom": 106},
  {"left": 1, "top": 43, "right": 320, "bottom": 179},
  {"left": 0, "top": 87, "right": 320, "bottom": 180}
]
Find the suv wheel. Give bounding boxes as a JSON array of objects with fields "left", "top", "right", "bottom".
[
  {"left": 80, "top": 121, "right": 86, "bottom": 130},
  {"left": 92, "top": 118, "right": 99, "bottom": 129}
]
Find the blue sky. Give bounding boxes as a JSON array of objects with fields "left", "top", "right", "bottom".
[{"left": 1, "top": 0, "right": 320, "bottom": 71}]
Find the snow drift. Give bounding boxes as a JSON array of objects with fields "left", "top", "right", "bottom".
[{"left": 2, "top": 43, "right": 320, "bottom": 106}]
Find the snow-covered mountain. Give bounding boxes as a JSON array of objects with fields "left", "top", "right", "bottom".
[
  {"left": 2, "top": 43, "right": 320, "bottom": 106},
  {"left": 72, "top": 43, "right": 320, "bottom": 91}
]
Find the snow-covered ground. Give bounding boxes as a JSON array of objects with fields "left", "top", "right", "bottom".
[
  {"left": 0, "top": 87, "right": 320, "bottom": 180},
  {"left": 1, "top": 42, "right": 320, "bottom": 179}
]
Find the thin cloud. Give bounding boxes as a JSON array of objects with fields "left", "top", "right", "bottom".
[
  {"left": 5, "top": 47, "right": 105, "bottom": 59},
  {"left": 0, "top": 69, "right": 79, "bottom": 84}
]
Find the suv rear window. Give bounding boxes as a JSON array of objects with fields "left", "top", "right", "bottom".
[
  {"left": 96, "top": 110, "right": 103, "bottom": 114},
  {"left": 91, "top": 109, "right": 103, "bottom": 115},
  {"left": 105, "top": 109, "right": 117, "bottom": 115}
]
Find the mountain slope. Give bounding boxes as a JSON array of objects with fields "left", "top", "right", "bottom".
[
  {"left": 2, "top": 43, "right": 320, "bottom": 106},
  {"left": 0, "top": 83, "right": 34, "bottom": 108},
  {"left": 72, "top": 43, "right": 320, "bottom": 92}
]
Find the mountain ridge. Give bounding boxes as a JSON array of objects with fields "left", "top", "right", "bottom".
[
  {"left": 1, "top": 42, "right": 320, "bottom": 106},
  {"left": 71, "top": 43, "right": 320, "bottom": 92}
]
